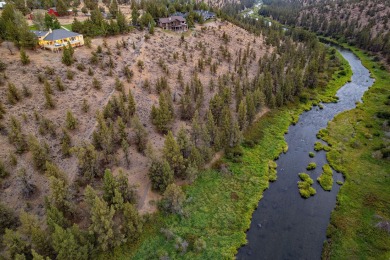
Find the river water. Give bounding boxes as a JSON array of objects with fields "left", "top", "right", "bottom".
[{"left": 237, "top": 49, "right": 374, "bottom": 259}]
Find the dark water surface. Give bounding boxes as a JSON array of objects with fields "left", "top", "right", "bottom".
[{"left": 237, "top": 49, "right": 374, "bottom": 260}]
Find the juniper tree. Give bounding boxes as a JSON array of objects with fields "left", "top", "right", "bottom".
[
  {"left": 51, "top": 224, "right": 89, "bottom": 260},
  {"left": 128, "top": 89, "right": 136, "bottom": 118},
  {"left": 238, "top": 99, "right": 248, "bottom": 130},
  {"left": 20, "top": 49, "right": 30, "bottom": 65},
  {"left": 82, "top": 99, "right": 89, "bottom": 113},
  {"left": 71, "top": 144, "right": 101, "bottom": 180},
  {"left": 121, "top": 139, "right": 130, "bottom": 167},
  {"left": 177, "top": 126, "right": 191, "bottom": 158},
  {"left": 122, "top": 202, "right": 143, "bottom": 242},
  {"left": 151, "top": 93, "right": 173, "bottom": 134},
  {"left": 163, "top": 131, "right": 185, "bottom": 178},
  {"left": 117, "top": 170, "right": 136, "bottom": 204},
  {"left": 132, "top": 115, "right": 148, "bottom": 153},
  {"left": 87, "top": 187, "right": 119, "bottom": 251},
  {"left": 9, "top": 116, "right": 28, "bottom": 153},
  {"left": 148, "top": 159, "right": 174, "bottom": 192},
  {"left": 44, "top": 84, "right": 55, "bottom": 109},
  {"left": 48, "top": 176, "right": 70, "bottom": 213},
  {"left": 60, "top": 129, "right": 72, "bottom": 157},
  {"left": 102, "top": 169, "right": 117, "bottom": 206},
  {"left": 7, "top": 83, "right": 21, "bottom": 105},
  {"left": 28, "top": 135, "right": 50, "bottom": 172},
  {"left": 62, "top": 44, "right": 74, "bottom": 66},
  {"left": 92, "top": 77, "right": 101, "bottom": 90},
  {"left": 160, "top": 184, "right": 185, "bottom": 215},
  {"left": 0, "top": 101, "right": 6, "bottom": 119}
]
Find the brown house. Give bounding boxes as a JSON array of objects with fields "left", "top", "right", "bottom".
[{"left": 158, "top": 16, "right": 188, "bottom": 32}]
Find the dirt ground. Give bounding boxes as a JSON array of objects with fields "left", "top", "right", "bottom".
[{"left": 0, "top": 20, "right": 270, "bottom": 218}]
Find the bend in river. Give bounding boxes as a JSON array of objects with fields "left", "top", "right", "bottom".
[{"left": 237, "top": 48, "right": 374, "bottom": 260}]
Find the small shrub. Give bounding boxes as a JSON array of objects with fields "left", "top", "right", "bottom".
[
  {"left": 66, "top": 110, "right": 78, "bottom": 130},
  {"left": 76, "top": 63, "right": 86, "bottom": 71},
  {"left": 92, "top": 77, "right": 101, "bottom": 90},
  {"left": 66, "top": 69, "right": 75, "bottom": 80},
  {"left": 306, "top": 162, "right": 317, "bottom": 170},
  {"left": 82, "top": 99, "right": 89, "bottom": 113},
  {"left": 309, "top": 152, "right": 315, "bottom": 158},
  {"left": 0, "top": 160, "right": 9, "bottom": 178},
  {"left": 55, "top": 76, "right": 65, "bottom": 91},
  {"left": 22, "top": 85, "right": 32, "bottom": 97}
]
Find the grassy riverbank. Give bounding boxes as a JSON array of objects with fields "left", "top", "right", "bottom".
[
  {"left": 100, "top": 49, "right": 352, "bottom": 259},
  {"left": 319, "top": 44, "right": 390, "bottom": 259}
]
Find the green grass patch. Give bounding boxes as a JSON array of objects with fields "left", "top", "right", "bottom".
[
  {"left": 306, "top": 162, "right": 317, "bottom": 170},
  {"left": 298, "top": 173, "right": 316, "bottom": 199},
  {"left": 62, "top": 24, "right": 73, "bottom": 31},
  {"left": 111, "top": 45, "right": 352, "bottom": 259},
  {"left": 317, "top": 164, "right": 333, "bottom": 191},
  {"left": 317, "top": 39, "right": 390, "bottom": 259}
]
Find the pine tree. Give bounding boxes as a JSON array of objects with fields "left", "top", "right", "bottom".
[
  {"left": 20, "top": 49, "right": 30, "bottom": 65},
  {"left": 132, "top": 115, "right": 148, "bottom": 153},
  {"left": 163, "top": 131, "right": 185, "bottom": 178}
]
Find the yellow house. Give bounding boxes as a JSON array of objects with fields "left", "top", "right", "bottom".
[{"left": 32, "top": 29, "right": 84, "bottom": 52}]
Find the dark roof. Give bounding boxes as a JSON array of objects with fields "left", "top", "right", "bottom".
[
  {"left": 43, "top": 29, "right": 82, "bottom": 41},
  {"left": 159, "top": 16, "right": 186, "bottom": 24},
  {"left": 32, "top": 30, "right": 49, "bottom": 37}
]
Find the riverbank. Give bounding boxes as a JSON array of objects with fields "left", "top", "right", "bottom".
[
  {"left": 97, "top": 46, "right": 352, "bottom": 259},
  {"left": 318, "top": 42, "right": 390, "bottom": 259}
]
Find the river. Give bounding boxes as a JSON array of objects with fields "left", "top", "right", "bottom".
[{"left": 237, "top": 48, "right": 374, "bottom": 259}]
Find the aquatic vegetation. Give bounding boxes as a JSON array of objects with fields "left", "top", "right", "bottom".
[
  {"left": 314, "top": 141, "right": 330, "bottom": 151},
  {"left": 298, "top": 173, "right": 316, "bottom": 198},
  {"left": 317, "top": 164, "right": 333, "bottom": 191},
  {"left": 306, "top": 162, "right": 317, "bottom": 170},
  {"left": 268, "top": 160, "right": 278, "bottom": 182}
]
